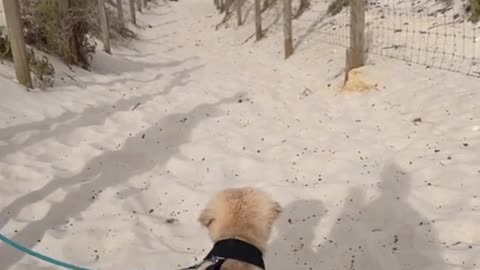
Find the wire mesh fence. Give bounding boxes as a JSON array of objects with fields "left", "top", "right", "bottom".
[
  {"left": 366, "top": 0, "right": 479, "bottom": 77},
  {"left": 298, "top": 0, "right": 480, "bottom": 77}
]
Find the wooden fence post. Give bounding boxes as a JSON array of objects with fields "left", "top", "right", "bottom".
[
  {"left": 221, "top": 0, "right": 226, "bottom": 11},
  {"left": 129, "top": 0, "right": 137, "bottom": 25},
  {"left": 98, "top": 0, "right": 111, "bottom": 54},
  {"left": 219, "top": 0, "right": 225, "bottom": 12},
  {"left": 346, "top": 0, "right": 365, "bottom": 80},
  {"left": 263, "top": 0, "right": 269, "bottom": 11},
  {"left": 283, "top": 0, "right": 293, "bottom": 58},
  {"left": 255, "top": 0, "right": 262, "bottom": 41},
  {"left": 2, "top": 0, "right": 32, "bottom": 88},
  {"left": 116, "top": 0, "right": 124, "bottom": 28},
  {"left": 136, "top": 0, "right": 143, "bottom": 12},
  {"left": 236, "top": 0, "right": 242, "bottom": 26}
]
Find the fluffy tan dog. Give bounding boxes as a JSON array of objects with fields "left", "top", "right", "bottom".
[{"left": 198, "top": 187, "right": 282, "bottom": 270}]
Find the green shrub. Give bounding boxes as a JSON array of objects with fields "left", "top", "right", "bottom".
[
  {"left": 0, "top": 27, "right": 13, "bottom": 61},
  {"left": 21, "top": 0, "right": 97, "bottom": 68},
  {"left": 469, "top": 0, "right": 480, "bottom": 22},
  {"left": 28, "top": 49, "right": 55, "bottom": 89}
]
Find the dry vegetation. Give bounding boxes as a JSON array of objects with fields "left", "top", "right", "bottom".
[
  {"left": 1, "top": 0, "right": 138, "bottom": 87},
  {"left": 469, "top": 0, "right": 480, "bottom": 22},
  {"left": 21, "top": 0, "right": 97, "bottom": 69},
  {"left": 327, "top": 0, "right": 348, "bottom": 16},
  {"left": 0, "top": 27, "right": 13, "bottom": 61}
]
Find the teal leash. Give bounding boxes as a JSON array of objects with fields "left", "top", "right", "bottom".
[{"left": 0, "top": 232, "right": 93, "bottom": 270}]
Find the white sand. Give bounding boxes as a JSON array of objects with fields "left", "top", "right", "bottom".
[{"left": 0, "top": 0, "right": 479, "bottom": 269}]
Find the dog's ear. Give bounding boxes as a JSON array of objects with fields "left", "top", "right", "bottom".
[
  {"left": 198, "top": 207, "right": 214, "bottom": 227},
  {"left": 271, "top": 201, "right": 282, "bottom": 220}
]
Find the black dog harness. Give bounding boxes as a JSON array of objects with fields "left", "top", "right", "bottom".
[{"left": 180, "top": 239, "right": 265, "bottom": 270}]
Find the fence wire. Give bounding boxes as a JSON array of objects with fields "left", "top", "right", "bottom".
[{"left": 300, "top": 0, "right": 480, "bottom": 77}]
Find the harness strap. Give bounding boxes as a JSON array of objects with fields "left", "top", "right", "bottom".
[{"left": 204, "top": 239, "right": 265, "bottom": 269}]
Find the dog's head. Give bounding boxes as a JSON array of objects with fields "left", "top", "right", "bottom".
[{"left": 198, "top": 187, "right": 282, "bottom": 251}]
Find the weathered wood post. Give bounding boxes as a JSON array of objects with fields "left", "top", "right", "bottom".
[
  {"left": 255, "top": 0, "right": 262, "bottom": 41},
  {"left": 219, "top": 0, "right": 225, "bottom": 13},
  {"left": 98, "top": 0, "right": 111, "bottom": 54},
  {"left": 283, "top": 0, "right": 293, "bottom": 58},
  {"left": 236, "top": 0, "right": 242, "bottom": 26},
  {"left": 2, "top": 0, "right": 32, "bottom": 88},
  {"left": 129, "top": 0, "right": 137, "bottom": 25},
  {"left": 116, "top": 0, "right": 124, "bottom": 28},
  {"left": 345, "top": 0, "right": 365, "bottom": 81}
]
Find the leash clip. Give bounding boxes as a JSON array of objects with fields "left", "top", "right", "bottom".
[
  {"left": 178, "top": 256, "right": 225, "bottom": 270},
  {"left": 210, "top": 256, "right": 226, "bottom": 263}
]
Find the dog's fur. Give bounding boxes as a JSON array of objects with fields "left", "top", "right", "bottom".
[{"left": 198, "top": 187, "right": 282, "bottom": 270}]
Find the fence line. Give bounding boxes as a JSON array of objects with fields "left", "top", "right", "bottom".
[
  {"left": 298, "top": 0, "right": 480, "bottom": 78},
  {"left": 216, "top": 0, "right": 479, "bottom": 79},
  {"left": 362, "top": 0, "right": 479, "bottom": 78}
]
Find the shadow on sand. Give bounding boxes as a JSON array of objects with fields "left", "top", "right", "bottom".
[{"left": 267, "top": 163, "right": 446, "bottom": 270}]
